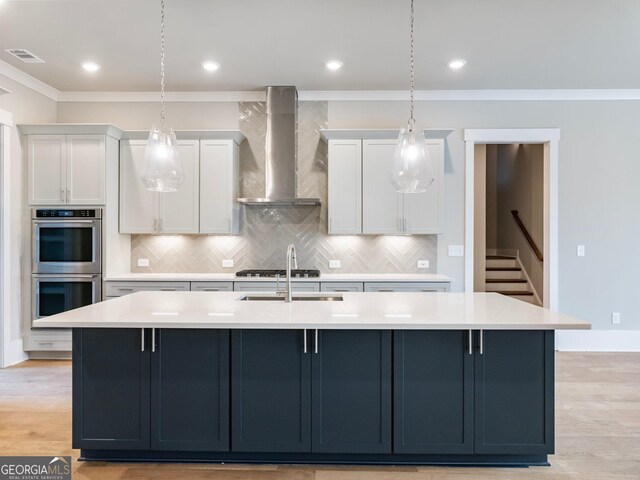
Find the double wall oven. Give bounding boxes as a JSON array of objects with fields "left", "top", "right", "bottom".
[{"left": 32, "top": 209, "right": 102, "bottom": 327}]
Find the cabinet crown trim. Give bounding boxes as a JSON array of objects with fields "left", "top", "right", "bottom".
[
  {"left": 321, "top": 129, "right": 454, "bottom": 141},
  {"left": 18, "top": 124, "right": 124, "bottom": 138},
  {"left": 122, "top": 130, "right": 245, "bottom": 143}
]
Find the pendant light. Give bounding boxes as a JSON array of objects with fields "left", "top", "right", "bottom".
[
  {"left": 141, "top": 0, "right": 184, "bottom": 192},
  {"left": 391, "top": 0, "right": 435, "bottom": 193}
]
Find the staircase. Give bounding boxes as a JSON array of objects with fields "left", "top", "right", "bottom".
[{"left": 485, "top": 255, "right": 540, "bottom": 305}]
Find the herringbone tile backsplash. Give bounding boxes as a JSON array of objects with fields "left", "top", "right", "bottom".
[{"left": 131, "top": 101, "right": 437, "bottom": 274}]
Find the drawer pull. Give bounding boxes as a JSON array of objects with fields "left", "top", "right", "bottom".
[{"left": 118, "top": 288, "right": 134, "bottom": 292}]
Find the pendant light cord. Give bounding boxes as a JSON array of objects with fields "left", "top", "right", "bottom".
[
  {"left": 159, "top": 0, "right": 166, "bottom": 129},
  {"left": 409, "top": 0, "right": 415, "bottom": 131}
]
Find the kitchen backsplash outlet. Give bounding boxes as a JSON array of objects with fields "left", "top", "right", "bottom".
[{"left": 130, "top": 101, "right": 437, "bottom": 274}]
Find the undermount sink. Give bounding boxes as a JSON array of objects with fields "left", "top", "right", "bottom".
[{"left": 239, "top": 293, "right": 344, "bottom": 302}]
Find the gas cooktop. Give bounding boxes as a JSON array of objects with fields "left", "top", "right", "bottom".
[{"left": 235, "top": 269, "right": 321, "bottom": 278}]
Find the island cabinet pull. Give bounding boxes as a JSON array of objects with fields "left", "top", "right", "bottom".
[
  {"left": 468, "top": 330, "right": 473, "bottom": 355},
  {"left": 303, "top": 329, "right": 307, "bottom": 354},
  {"left": 479, "top": 329, "right": 484, "bottom": 355},
  {"left": 141, "top": 328, "right": 145, "bottom": 352},
  {"left": 151, "top": 328, "right": 156, "bottom": 353},
  {"left": 314, "top": 329, "right": 319, "bottom": 354}
]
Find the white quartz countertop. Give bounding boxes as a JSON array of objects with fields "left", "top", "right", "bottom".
[
  {"left": 104, "top": 273, "right": 453, "bottom": 283},
  {"left": 33, "top": 291, "right": 590, "bottom": 330}
]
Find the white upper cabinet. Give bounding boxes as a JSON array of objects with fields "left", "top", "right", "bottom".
[
  {"left": 403, "top": 140, "right": 445, "bottom": 234},
  {"left": 324, "top": 131, "right": 445, "bottom": 235},
  {"left": 200, "top": 140, "right": 240, "bottom": 234},
  {"left": 362, "top": 139, "right": 404, "bottom": 234},
  {"left": 120, "top": 140, "right": 156, "bottom": 234},
  {"left": 28, "top": 135, "right": 66, "bottom": 205},
  {"left": 328, "top": 139, "right": 362, "bottom": 234},
  {"left": 28, "top": 134, "right": 106, "bottom": 205},
  {"left": 119, "top": 135, "right": 242, "bottom": 235},
  {"left": 66, "top": 135, "right": 106, "bottom": 205},
  {"left": 159, "top": 140, "right": 200, "bottom": 234}
]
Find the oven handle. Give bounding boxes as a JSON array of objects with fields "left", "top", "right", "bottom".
[
  {"left": 33, "top": 274, "right": 99, "bottom": 279},
  {"left": 33, "top": 220, "right": 98, "bottom": 225}
]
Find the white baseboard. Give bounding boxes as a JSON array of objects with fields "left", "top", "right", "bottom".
[
  {"left": 1, "top": 338, "right": 28, "bottom": 367},
  {"left": 556, "top": 330, "right": 640, "bottom": 352}
]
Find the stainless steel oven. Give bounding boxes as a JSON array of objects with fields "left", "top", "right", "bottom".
[
  {"left": 32, "top": 209, "right": 102, "bottom": 274},
  {"left": 32, "top": 274, "right": 102, "bottom": 323}
]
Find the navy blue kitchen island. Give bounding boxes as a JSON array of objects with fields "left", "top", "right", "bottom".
[{"left": 33, "top": 291, "right": 590, "bottom": 467}]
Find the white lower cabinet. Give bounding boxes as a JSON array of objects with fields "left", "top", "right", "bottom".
[
  {"left": 321, "top": 282, "right": 364, "bottom": 292},
  {"left": 364, "top": 282, "right": 450, "bottom": 292},
  {"left": 105, "top": 281, "right": 191, "bottom": 298},
  {"left": 191, "top": 282, "right": 234, "bottom": 292},
  {"left": 233, "top": 282, "right": 321, "bottom": 293}
]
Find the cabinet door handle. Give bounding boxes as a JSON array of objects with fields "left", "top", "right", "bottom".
[
  {"left": 67, "top": 189, "right": 71, "bottom": 203},
  {"left": 151, "top": 328, "right": 156, "bottom": 353},
  {"left": 60, "top": 188, "right": 65, "bottom": 202},
  {"left": 404, "top": 218, "right": 407, "bottom": 232},
  {"left": 202, "top": 288, "right": 220, "bottom": 291},
  {"left": 332, "top": 289, "right": 350, "bottom": 292},
  {"left": 303, "top": 329, "right": 308, "bottom": 354},
  {"left": 468, "top": 330, "right": 473, "bottom": 355},
  {"left": 378, "top": 289, "right": 394, "bottom": 292},
  {"left": 153, "top": 218, "right": 157, "bottom": 232},
  {"left": 160, "top": 288, "right": 176, "bottom": 291},
  {"left": 160, "top": 218, "right": 164, "bottom": 231},
  {"left": 479, "top": 329, "right": 484, "bottom": 355},
  {"left": 141, "top": 328, "right": 145, "bottom": 352},
  {"left": 314, "top": 329, "right": 319, "bottom": 354}
]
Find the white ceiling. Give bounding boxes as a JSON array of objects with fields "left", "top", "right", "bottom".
[{"left": 1, "top": 0, "right": 639, "bottom": 92}]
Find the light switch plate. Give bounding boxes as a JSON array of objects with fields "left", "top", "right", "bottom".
[
  {"left": 577, "top": 245, "right": 585, "bottom": 257},
  {"left": 137, "top": 258, "right": 149, "bottom": 267},
  {"left": 448, "top": 245, "right": 464, "bottom": 257},
  {"left": 417, "top": 260, "right": 430, "bottom": 269},
  {"left": 222, "top": 259, "right": 234, "bottom": 268},
  {"left": 611, "top": 312, "right": 621, "bottom": 324},
  {"left": 329, "top": 260, "right": 341, "bottom": 269}
]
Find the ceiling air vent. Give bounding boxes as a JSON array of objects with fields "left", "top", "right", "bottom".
[{"left": 4, "top": 49, "right": 45, "bottom": 64}]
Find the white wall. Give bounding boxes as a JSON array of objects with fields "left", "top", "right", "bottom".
[
  {"left": 328, "top": 99, "right": 640, "bottom": 331},
  {"left": 0, "top": 74, "right": 57, "bottom": 364}
]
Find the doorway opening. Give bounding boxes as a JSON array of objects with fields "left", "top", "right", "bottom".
[
  {"left": 474, "top": 144, "right": 543, "bottom": 305},
  {"left": 464, "top": 129, "right": 559, "bottom": 310}
]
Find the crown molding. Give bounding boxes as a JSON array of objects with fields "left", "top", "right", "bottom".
[
  {"left": 0, "top": 59, "right": 59, "bottom": 101},
  {"left": 57, "top": 90, "right": 266, "bottom": 102},
  {"left": 2, "top": 59, "right": 640, "bottom": 104},
  {"left": 300, "top": 89, "right": 640, "bottom": 101}
]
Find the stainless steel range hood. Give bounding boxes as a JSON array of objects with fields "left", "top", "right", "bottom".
[{"left": 238, "top": 86, "right": 321, "bottom": 206}]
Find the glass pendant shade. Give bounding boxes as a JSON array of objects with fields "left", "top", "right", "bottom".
[
  {"left": 141, "top": 127, "right": 184, "bottom": 192},
  {"left": 391, "top": 124, "right": 434, "bottom": 193}
]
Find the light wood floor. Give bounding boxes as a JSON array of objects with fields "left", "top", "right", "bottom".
[{"left": 0, "top": 353, "right": 638, "bottom": 480}]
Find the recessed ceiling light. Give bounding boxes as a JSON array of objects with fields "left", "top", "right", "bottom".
[
  {"left": 82, "top": 62, "right": 101, "bottom": 72},
  {"left": 202, "top": 61, "right": 220, "bottom": 72},
  {"left": 325, "top": 60, "right": 343, "bottom": 71},
  {"left": 447, "top": 59, "right": 467, "bottom": 70}
]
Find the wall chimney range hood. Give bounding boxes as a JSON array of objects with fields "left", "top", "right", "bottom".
[{"left": 238, "top": 86, "right": 321, "bottom": 206}]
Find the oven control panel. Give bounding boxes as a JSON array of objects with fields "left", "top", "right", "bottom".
[{"left": 34, "top": 209, "right": 101, "bottom": 219}]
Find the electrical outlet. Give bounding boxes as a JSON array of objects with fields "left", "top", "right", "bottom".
[
  {"left": 222, "top": 259, "right": 234, "bottom": 268},
  {"left": 137, "top": 258, "right": 149, "bottom": 267},
  {"left": 577, "top": 245, "right": 586, "bottom": 257},
  {"left": 417, "top": 260, "right": 430, "bottom": 269},
  {"left": 611, "top": 312, "right": 621, "bottom": 325},
  {"left": 329, "top": 260, "right": 341, "bottom": 269},
  {"left": 448, "top": 245, "right": 464, "bottom": 257}
]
